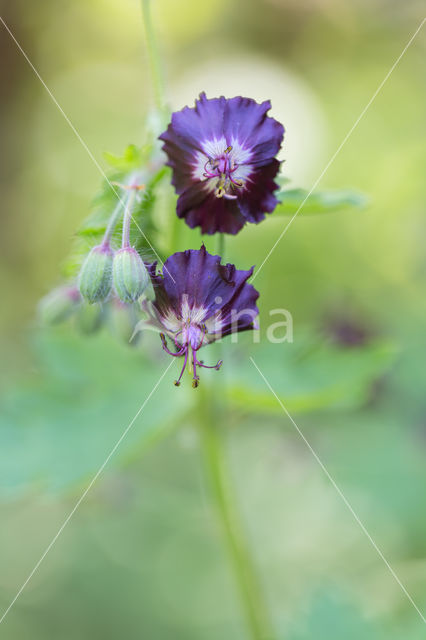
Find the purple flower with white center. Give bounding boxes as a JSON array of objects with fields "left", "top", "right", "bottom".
[
  {"left": 159, "top": 93, "right": 284, "bottom": 235},
  {"left": 146, "top": 246, "right": 259, "bottom": 387}
]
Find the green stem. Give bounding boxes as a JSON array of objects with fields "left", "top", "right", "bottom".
[
  {"left": 122, "top": 190, "right": 137, "bottom": 248},
  {"left": 197, "top": 387, "right": 274, "bottom": 640},
  {"left": 102, "top": 200, "right": 124, "bottom": 247},
  {"left": 140, "top": 0, "right": 166, "bottom": 111},
  {"left": 198, "top": 233, "right": 274, "bottom": 638},
  {"left": 216, "top": 232, "right": 225, "bottom": 260},
  {"left": 169, "top": 209, "right": 181, "bottom": 253}
]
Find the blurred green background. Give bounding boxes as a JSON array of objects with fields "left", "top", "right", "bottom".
[{"left": 1, "top": 0, "right": 425, "bottom": 638}]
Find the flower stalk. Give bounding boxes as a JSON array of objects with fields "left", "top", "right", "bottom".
[
  {"left": 102, "top": 199, "right": 125, "bottom": 247},
  {"left": 140, "top": 0, "right": 166, "bottom": 112},
  {"left": 195, "top": 233, "right": 274, "bottom": 639},
  {"left": 122, "top": 189, "right": 137, "bottom": 248},
  {"left": 197, "top": 384, "right": 274, "bottom": 640},
  {"left": 217, "top": 232, "right": 225, "bottom": 262}
]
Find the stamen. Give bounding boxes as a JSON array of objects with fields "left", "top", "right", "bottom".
[
  {"left": 174, "top": 348, "right": 189, "bottom": 386},
  {"left": 193, "top": 325, "right": 222, "bottom": 372},
  {"left": 202, "top": 146, "right": 245, "bottom": 200},
  {"left": 230, "top": 176, "right": 244, "bottom": 187},
  {"left": 191, "top": 348, "right": 200, "bottom": 388},
  {"left": 160, "top": 333, "right": 185, "bottom": 357},
  {"left": 204, "top": 158, "right": 216, "bottom": 171},
  {"left": 196, "top": 358, "right": 223, "bottom": 371},
  {"left": 174, "top": 329, "right": 184, "bottom": 351}
]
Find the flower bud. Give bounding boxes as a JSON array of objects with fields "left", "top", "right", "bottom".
[
  {"left": 38, "top": 285, "right": 80, "bottom": 325},
  {"left": 76, "top": 302, "right": 104, "bottom": 335},
  {"left": 79, "top": 244, "right": 114, "bottom": 303},
  {"left": 113, "top": 247, "right": 149, "bottom": 303}
]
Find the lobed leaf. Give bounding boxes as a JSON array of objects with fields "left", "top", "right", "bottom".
[
  {"left": 0, "top": 329, "right": 191, "bottom": 495},
  {"left": 274, "top": 187, "right": 368, "bottom": 216},
  {"left": 226, "top": 332, "right": 396, "bottom": 414}
]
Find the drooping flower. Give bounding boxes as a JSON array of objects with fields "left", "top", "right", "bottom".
[
  {"left": 159, "top": 93, "right": 284, "bottom": 235},
  {"left": 145, "top": 246, "right": 259, "bottom": 387}
]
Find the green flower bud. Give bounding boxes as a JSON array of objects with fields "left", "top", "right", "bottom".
[
  {"left": 76, "top": 302, "right": 104, "bottom": 335},
  {"left": 113, "top": 247, "right": 149, "bottom": 303},
  {"left": 38, "top": 285, "right": 80, "bottom": 325},
  {"left": 79, "top": 244, "right": 114, "bottom": 303}
]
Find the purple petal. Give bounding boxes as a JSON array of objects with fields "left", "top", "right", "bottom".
[
  {"left": 160, "top": 92, "right": 226, "bottom": 153},
  {"left": 159, "top": 136, "right": 196, "bottom": 193},
  {"left": 216, "top": 279, "right": 260, "bottom": 338},
  {"left": 161, "top": 246, "right": 244, "bottom": 315},
  {"left": 147, "top": 247, "right": 260, "bottom": 349},
  {"left": 177, "top": 186, "right": 247, "bottom": 235},
  {"left": 237, "top": 159, "right": 281, "bottom": 223},
  {"left": 223, "top": 96, "right": 284, "bottom": 166}
]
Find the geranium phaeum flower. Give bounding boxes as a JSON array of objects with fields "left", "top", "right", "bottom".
[
  {"left": 146, "top": 246, "right": 259, "bottom": 387},
  {"left": 159, "top": 93, "right": 284, "bottom": 235}
]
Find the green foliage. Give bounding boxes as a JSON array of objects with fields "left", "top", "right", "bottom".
[
  {"left": 102, "top": 144, "right": 152, "bottom": 171},
  {"left": 0, "top": 329, "right": 192, "bottom": 495},
  {"left": 289, "top": 591, "right": 380, "bottom": 640},
  {"left": 275, "top": 187, "right": 368, "bottom": 216},
  {"left": 0, "top": 327, "right": 396, "bottom": 497},
  {"left": 226, "top": 332, "right": 396, "bottom": 414}
]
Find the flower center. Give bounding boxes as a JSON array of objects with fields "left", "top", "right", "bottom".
[
  {"left": 180, "top": 323, "right": 205, "bottom": 350},
  {"left": 159, "top": 321, "right": 222, "bottom": 388},
  {"left": 203, "top": 146, "right": 244, "bottom": 200}
]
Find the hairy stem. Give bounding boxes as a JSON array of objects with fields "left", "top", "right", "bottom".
[
  {"left": 122, "top": 190, "right": 137, "bottom": 248},
  {"left": 197, "top": 387, "right": 274, "bottom": 640},
  {"left": 102, "top": 200, "right": 124, "bottom": 247},
  {"left": 140, "top": 0, "right": 166, "bottom": 111}
]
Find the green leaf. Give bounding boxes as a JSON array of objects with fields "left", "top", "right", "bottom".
[
  {"left": 0, "top": 329, "right": 192, "bottom": 495},
  {"left": 274, "top": 187, "right": 368, "bottom": 216},
  {"left": 289, "top": 591, "right": 382, "bottom": 640},
  {"left": 226, "top": 332, "right": 396, "bottom": 414},
  {"left": 102, "top": 144, "right": 152, "bottom": 171}
]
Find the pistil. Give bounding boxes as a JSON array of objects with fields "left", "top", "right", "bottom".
[
  {"left": 203, "top": 146, "right": 244, "bottom": 200},
  {"left": 160, "top": 328, "right": 223, "bottom": 387}
]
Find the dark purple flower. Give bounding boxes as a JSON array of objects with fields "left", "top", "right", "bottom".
[
  {"left": 159, "top": 93, "right": 284, "bottom": 235},
  {"left": 146, "top": 246, "right": 259, "bottom": 387}
]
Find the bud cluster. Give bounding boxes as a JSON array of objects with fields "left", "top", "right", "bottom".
[
  {"left": 78, "top": 242, "right": 149, "bottom": 305},
  {"left": 39, "top": 182, "right": 153, "bottom": 346}
]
